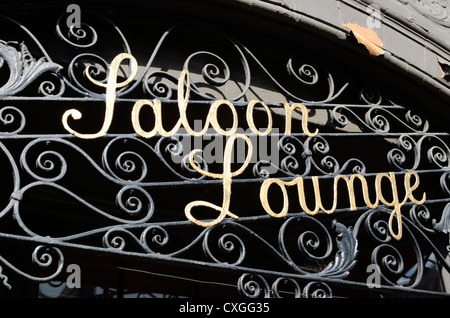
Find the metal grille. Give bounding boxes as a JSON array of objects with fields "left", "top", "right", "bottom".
[{"left": 0, "top": 4, "right": 448, "bottom": 298}]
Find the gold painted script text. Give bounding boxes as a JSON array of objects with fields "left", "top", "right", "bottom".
[{"left": 63, "top": 53, "right": 427, "bottom": 240}]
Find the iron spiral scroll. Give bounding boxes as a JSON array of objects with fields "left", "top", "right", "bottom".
[{"left": 0, "top": 6, "right": 448, "bottom": 297}]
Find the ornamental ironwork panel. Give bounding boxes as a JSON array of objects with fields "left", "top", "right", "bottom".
[{"left": 0, "top": 4, "right": 448, "bottom": 298}]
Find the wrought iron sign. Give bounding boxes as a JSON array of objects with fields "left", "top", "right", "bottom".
[{"left": 0, "top": 5, "right": 449, "bottom": 297}]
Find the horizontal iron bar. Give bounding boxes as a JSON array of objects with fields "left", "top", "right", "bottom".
[
  {"left": 0, "top": 132, "right": 447, "bottom": 138},
  {"left": 0, "top": 232, "right": 447, "bottom": 298},
  {"left": 0, "top": 96, "right": 407, "bottom": 108}
]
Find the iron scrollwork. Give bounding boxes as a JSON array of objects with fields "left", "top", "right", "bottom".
[{"left": 0, "top": 5, "right": 447, "bottom": 298}]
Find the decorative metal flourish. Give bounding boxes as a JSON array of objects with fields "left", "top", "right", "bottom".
[
  {"left": 434, "top": 202, "right": 450, "bottom": 234},
  {"left": 0, "top": 6, "right": 447, "bottom": 298},
  {"left": 237, "top": 273, "right": 333, "bottom": 298},
  {"left": 0, "top": 41, "right": 62, "bottom": 96},
  {"left": 0, "top": 266, "right": 11, "bottom": 290}
]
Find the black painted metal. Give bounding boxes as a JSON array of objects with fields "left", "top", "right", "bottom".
[{"left": 0, "top": 4, "right": 448, "bottom": 298}]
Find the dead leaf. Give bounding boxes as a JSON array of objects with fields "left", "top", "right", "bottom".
[
  {"left": 438, "top": 59, "right": 450, "bottom": 80},
  {"left": 343, "top": 22, "right": 385, "bottom": 56}
]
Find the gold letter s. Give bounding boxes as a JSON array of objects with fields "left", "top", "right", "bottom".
[{"left": 63, "top": 53, "right": 138, "bottom": 139}]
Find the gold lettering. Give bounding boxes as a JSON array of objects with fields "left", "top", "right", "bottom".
[
  {"left": 63, "top": 54, "right": 319, "bottom": 140},
  {"left": 185, "top": 134, "right": 252, "bottom": 227},
  {"left": 209, "top": 100, "right": 238, "bottom": 136},
  {"left": 132, "top": 98, "right": 182, "bottom": 137},
  {"left": 246, "top": 100, "right": 272, "bottom": 136},
  {"left": 259, "top": 171, "right": 426, "bottom": 240},
  {"left": 178, "top": 69, "right": 210, "bottom": 136},
  {"left": 375, "top": 172, "right": 406, "bottom": 240},
  {"left": 132, "top": 99, "right": 158, "bottom": 138},
  {"left": 283, "top": 102, "right": 318, "bottom": 137},
  {"left": 404, "top": 170, "right": 426, "bottom": 204},
  {"left": 63, "top": 53, "right": 138, "bottom": 139},
  {"left": 298, "top": 176, "right": 335, "bottom": 215},
  {"left": 259, "top": 178, "right": 290, "bottom": 217},
  {"left": 61, "top": 53, "right": 430, "bottom": 242},
  {"left": 335, "top": 174, "right": 378, "bottom": 210}
]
